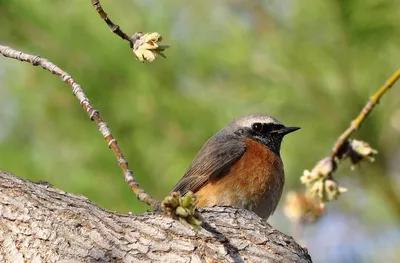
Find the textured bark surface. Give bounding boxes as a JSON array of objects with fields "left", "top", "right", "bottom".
[{"left": 0, "top": 171, "right": 312, "bottom": 263}]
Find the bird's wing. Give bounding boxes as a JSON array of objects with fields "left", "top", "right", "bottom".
[{"left": 171, "top": 139, "right": 247, "bottom": 196}]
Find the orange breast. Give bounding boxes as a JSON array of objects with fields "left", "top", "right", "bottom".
[{"left": 195, "top": 138, "right": 285, "bottom": 218}]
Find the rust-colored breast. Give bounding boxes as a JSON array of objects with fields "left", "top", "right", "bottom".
[{"left": 195, "top": 138, "right": 285, "bottom": 218}]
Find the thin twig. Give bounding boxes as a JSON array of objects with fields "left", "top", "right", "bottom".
[
  {"left": 90, "top": 0, "right": 170, "bottom": 62},
  {"left": 331, "top": 69, "right": 400, "bottom": 158},
  {"left": 289, "top": 69, "right": 400, "bottom": 238},
  {"left": 300, "top": 69, "right": 400, "bottom": 204},
  {"left": 90, "top": 0, "right": 133, "bottom": 45},
  {"left": 0, "top": 45, "right": 160, "bottom": 209}
]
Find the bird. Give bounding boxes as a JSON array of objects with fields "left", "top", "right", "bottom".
[{"left": 170, "top": 113, "right": 300, "bottom": 219}]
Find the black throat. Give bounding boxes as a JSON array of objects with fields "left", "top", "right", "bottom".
[
  {"left": 233, "top": 128, "right": 283, "bottom": 157},
  {"left": 251, "top": 135, "right": 282, "bottom": 157}
]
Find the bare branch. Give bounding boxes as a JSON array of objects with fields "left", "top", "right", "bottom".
[
  {"left": 0, "top": 45, "right": 160, "bottom": 208},
  {"left": 90, "top": 0, "right": 132, "bottom": 43}
]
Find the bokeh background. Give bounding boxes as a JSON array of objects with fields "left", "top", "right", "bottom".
[{"left": 1, "top": 1, "right": 400, "bottom": 262}]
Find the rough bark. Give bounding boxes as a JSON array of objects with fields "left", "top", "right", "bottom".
[{"left": 0, "top": 171, "right": 312, "bottom": 263}]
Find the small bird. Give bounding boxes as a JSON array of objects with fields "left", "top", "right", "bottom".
[{"left": 171, "top": 113, "right": 300, "bottom": 219}]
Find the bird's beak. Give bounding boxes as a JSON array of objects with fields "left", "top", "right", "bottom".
[{"left": 272, "top": 126, "right": 301, "bottom": 136}]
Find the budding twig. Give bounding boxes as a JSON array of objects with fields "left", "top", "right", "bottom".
[
  {"left": 286, "top": 69, "right": 400, "bottom": 240},
  {"left": 90, "top": 0, "right": 131, "bottom": 43},
  {"left": 331, "top": 69, "right": 400, "bottom": 158},
  {"left": 0, "top": 45, "right": 160, "bottom": 209},
  {"left": 91, "top": 0, "right": 133, "bottom": 42},
  {"left": 300, "top": 69, "right": 400, "bottom": 203},
  {"left": 90, "top": 0, "right": 170, "bottom": 62}
]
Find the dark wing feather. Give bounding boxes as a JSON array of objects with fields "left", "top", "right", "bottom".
[{"left": 171, "top": 139, "right": 246, "bottom": 196}]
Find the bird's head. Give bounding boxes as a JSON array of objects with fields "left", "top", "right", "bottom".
[{"left": 217, "top": 113, "right": 300, "bottom": 156}]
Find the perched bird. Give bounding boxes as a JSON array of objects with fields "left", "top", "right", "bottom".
[{"left": 171, "top": 114, "right": 300, "bottom": 219}]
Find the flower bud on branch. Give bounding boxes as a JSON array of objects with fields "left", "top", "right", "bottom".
[
  {"left": 91, "top": 0, "right": 170, "bottom": 62},
  {"left": 162, "top": 191, "right": 203, "bottom": 230},
  {"left": 132, "top": 32, "right": 171, "bottom": 62},
  {"left": 300, "top": 70, "right": 399, "bottom": 205}
]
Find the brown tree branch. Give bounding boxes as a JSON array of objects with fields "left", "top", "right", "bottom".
[
  {"left": 91, "top": 0, "right": 132, "bottom": 43},
  {"left": 0, "top": 45, "right": 159, "bottom": 209},
  {"left": 90, "top": 0, "right": 170, "bottom": 62},
  {"left": 0, "top": 171, "right": 313, "bottom": 263}
]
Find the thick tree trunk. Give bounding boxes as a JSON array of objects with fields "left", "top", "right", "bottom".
[{"left": 0, "top": 171, "right": 312, "bottom": 263}]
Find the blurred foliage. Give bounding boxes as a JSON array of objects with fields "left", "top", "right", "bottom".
[{"left": 0, "top": 1, "right": 400, "bottom": 262}]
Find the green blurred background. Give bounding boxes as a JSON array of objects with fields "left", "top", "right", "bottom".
[{"left": 0, "top": 1, "right": 399, "bottom": 262}]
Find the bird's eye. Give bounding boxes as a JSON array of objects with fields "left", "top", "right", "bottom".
[{"left": 251, "top": 123, "right": 263, "bottom": 132}]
